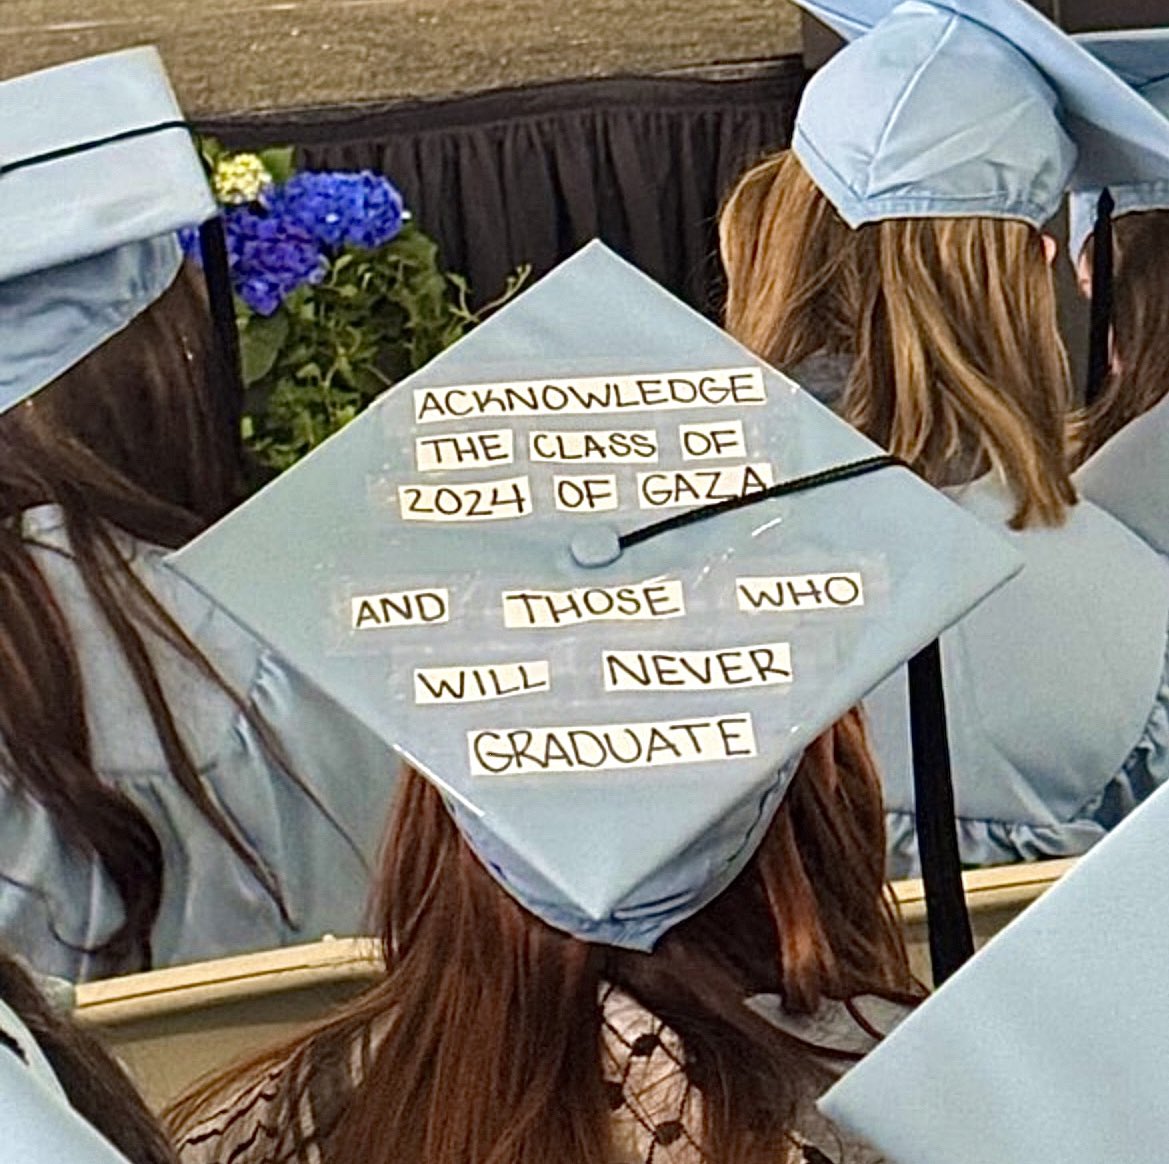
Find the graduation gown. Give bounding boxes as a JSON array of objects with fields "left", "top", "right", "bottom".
[
  {"left": 868, "top": 475, "right": 1169, "bottom": 875},
  {"left": 0, "top": 505, "right": 398, "bottom": 981}
]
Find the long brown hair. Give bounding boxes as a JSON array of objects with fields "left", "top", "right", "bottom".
[
  {"left": 168, "top": 709, "right": 917, "bottom": 1164},
  {"left": 0, "top": 263, "right": 299, "bottom": 975},
  {"left": 0, "top": 949, "right": 176, "bottom": 1164},
  {"left": 1072, "top": 209, "right": 1169, "bottom": 460},
  {"left": 721, "top": 151, "right": 1076, "bottom": 529}
]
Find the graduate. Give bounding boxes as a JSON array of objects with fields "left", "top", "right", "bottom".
[
  {"left": 1066, "top": 30, "right": 1169, "bottom": 460},
  {"left": 160, "top": 242, "right": 1018, "bottom": 1163},
  {"left": 0, "top": 49, "right": 398, "bottom": 981},
  {"left": 719, "top": 0, "right": 1169, "bottom": 876},
  {"left": 1064, "top": 30, "right": 1169, "bottom": 562}
]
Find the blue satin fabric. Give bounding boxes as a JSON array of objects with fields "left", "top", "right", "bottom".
[
  {"left": 0, "top": 506, "right": 398, "bottom": 981},
  {"left": 870, "top": 476, "right": 1169, "bottom": 876},
  {"left": 777, "top": 357, "right": 1169, "bottom": 872},
  {"left": 793, "top": 2, "right": 1075, "bottom": 228},
  {"left": 0, "top": 237, "right": 183, "bottom": 416}
]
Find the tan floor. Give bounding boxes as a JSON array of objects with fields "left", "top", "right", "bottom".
[{"left": 1, "top": 0, "right": 802, "bottom": 116}]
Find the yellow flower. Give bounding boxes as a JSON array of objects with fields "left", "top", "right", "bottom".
[{"left": 213, "top": 154, "right": 274, "bottom": 205}]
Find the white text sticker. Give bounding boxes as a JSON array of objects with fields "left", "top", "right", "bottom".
[
  {"left": 553, "top": 474, "right": 620, "bottom": 512},
  {"left": 414, "top": 660, "right": 550, "bottom": 704},
  {"left": 603, "top": 642, "right": 792, "bottom": 691},
  {"left": 678, "top": 420, "right": 748, "bottom": 461},
  {"left": 415, "top": 428, "right": 514, "bottom": 472},
  {"left": 468, "top": 713, "right": 757, "bottom": 775},
  {"left": 529, "top": 428, "right": 658, "bottom": 463},
  {"left": 637, "top": 463, "right": 774, "bottom": 510},
  {"left": 398, "top": 475, "right": 533, "bottom": 522},
  {"left": 736, "top": 572, "right": 865, "bottom": 612},
  {"left": 502, "top": 579, "right": 685, "bottom": 628},
  {"left": 351, "top": 587, "right": 450, "bottom": 629},
  {"left": 414, "top": 367, "right": 765, "bottom": 423}
]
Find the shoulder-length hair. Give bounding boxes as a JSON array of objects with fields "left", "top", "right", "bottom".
[
  {"left": 0, "top": 264, "right": 300, "bottom": 975},
  {"left": 168, "top": 708, "right": 919, "bottom": 1164},
  {"left": 720, "top": 151, "right": 1076, "bottom": 529}
]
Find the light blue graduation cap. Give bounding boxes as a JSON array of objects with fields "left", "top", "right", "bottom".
[
  {"left": 1067, "top": 29, "right": 1169, "bottom": 259},
  {"left": 0, "top": 47, "right": 216, "bottom": 414},
  {"left": 168, "top": 242, "right": 1021, "bottom": 950},
  {"left": 819, "top": 779, "right": 1169, "bottom": 1164},
  {"left": 794, "top": 0, "right": 1169, "bottom": 229},
  {"left": 792, "top": 0, "right": 1074, "bottom": 227},
  {"left": 0, "top": 999, "right": 131, "bottom": 1164}
]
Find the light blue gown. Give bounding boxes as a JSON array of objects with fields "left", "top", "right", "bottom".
[
  {"left": 1076, "top": 389, "right": 1169, "bottom": 558},
  {"left": 788, "top": 358, "right": 1169, "bottom": 875},
  {"left": 0, "top": 506, "right": 398, "bottom": 981},
  {"left": 869, "top": 476, "right": 1169, "bottom": 877}
]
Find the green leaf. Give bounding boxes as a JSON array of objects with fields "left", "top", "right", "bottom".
[
  {"left": 239, "top": 310, "right": 290, "bottom": 385},
  {"left": 258, "top": 146, "right": 296, "bottom": 184}
]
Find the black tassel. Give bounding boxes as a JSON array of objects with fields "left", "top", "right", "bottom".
[
  {"left": 909, "top": 640, "right": 974, "bottom": 984},
  {"left": 197, "top": 216, "right": 246, "bottom": 462},
  {"left": 1085, "top": 187, "right": 1115, "bottom": 407}
]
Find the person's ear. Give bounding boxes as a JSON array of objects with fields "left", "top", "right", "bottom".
[
  {"left": 1075, "top": 249, "right": 1093, "bottom": 299},
  {"left": 1042, "top": 233, "right": 1058, "bottom": 266}
]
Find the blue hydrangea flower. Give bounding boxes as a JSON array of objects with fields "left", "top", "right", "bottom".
[
  {"left": 270, "top": 171, "right": 406, "bottom": 251},
  {"left": 224, "top": 207, "right": 327, "bottom": 316},
  {"left": 178, "top": 225, "right": 202, "bottom": 259}
]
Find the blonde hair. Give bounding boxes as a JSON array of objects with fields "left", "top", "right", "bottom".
[{"left": 720, "top": 152, "right": 1076, "bottom": 528}]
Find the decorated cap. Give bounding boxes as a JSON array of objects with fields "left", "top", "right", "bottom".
[
  {"left": 1067, "top": 29, "right": 1169, "bottom": 259},
  {"left": 819, "top": 780, "right": 1169, "bottom": 1164},
  {"left": 0, "top": 47, "right": 216, "bottom": 413},
  {"left": 795, "top": 0, "right": 1169, "bottom": 228},
  {"left": 0, "top": 999, "right": 131, "bottom": 1164},
  {"left": 168, "top": 241, "right": 1020, "bottom": 950}
]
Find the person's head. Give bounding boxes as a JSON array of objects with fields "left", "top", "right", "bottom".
[
  {"left": 0, "top": 260, "right": 240, "bottom": 536},
  {"left": 170, "top": 710, "right": 916, "bottom": 1164},
  {"left": 721, "top": 151, "right": 1075, "bottom": 529},
  {"left": 1061, "top": 31, "right": 1169, "bottom": 458},
  {"left": 1070, "top": 210, "right": 1169, "bottom": 460},
  {"left": 0, "top": 950, "right": 175, "bottom": 1164}
]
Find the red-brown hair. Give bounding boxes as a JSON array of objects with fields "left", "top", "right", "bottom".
[{"left": 168, "top": 708, "right": 917, "bottom": 1164}]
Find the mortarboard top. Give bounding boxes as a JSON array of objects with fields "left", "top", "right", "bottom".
[
  {"left": 1067, "top": 29, "right": 1169, "bottom": 259},
  {"left": 0, "top": 999, "right": 130, "bottom": 1164},
  {"left": 792, "top": 0, "right": 1075, "bottom": 228},
  {"left": 795, "top": 0, "right": 1169, "bottom": 227},
  {"left": 819, "top": 778, "right": 1169, "bottom": 1164},
  {"left": 0, "top": 47, "right": 216, "bottom": 414},
  {"left": 168, "top": 241, "right": 1021, "bottom": 950}
]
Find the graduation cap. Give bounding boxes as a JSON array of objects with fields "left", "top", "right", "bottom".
[
  {"left": 168, "top": 242, "right": 1020, "bottom": 952},
  {"left": 0, "top": 999, "right": 131, "bottom": 1164},
  {"left": 819, "top": 779, "right": 1169, "bottom": 1164},
  {"left": 793, "top": 0, "right": 1169, "bottom": 401},
  {"left": 791, "top": 0, "right": 1076, "bottom": 228},
  {"left": 0, "top": 47, "right": 228, "bottom": 415},
  {"left": 1066, "top": 29, "right": 1169, "bottom": 262}
]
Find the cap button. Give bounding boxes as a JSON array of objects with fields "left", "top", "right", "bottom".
[{"left": 570, "top": 526, "right": 622, "bottom": 569}]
